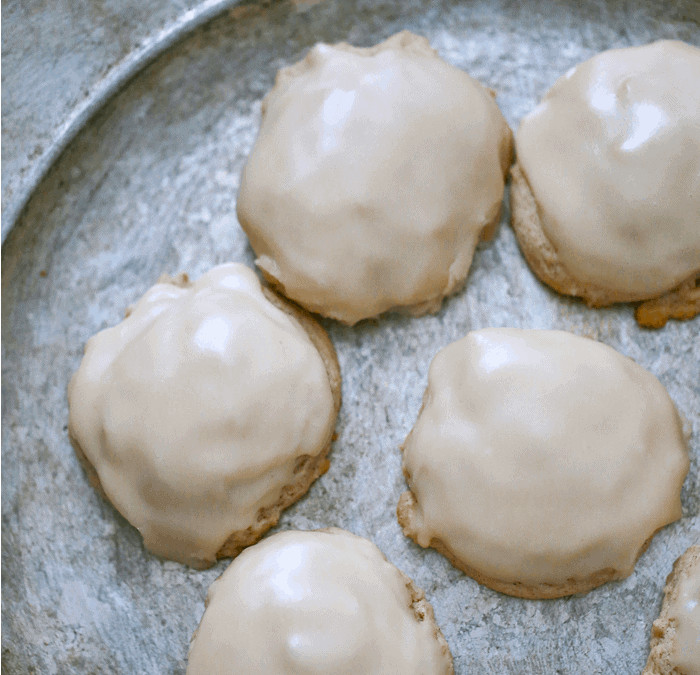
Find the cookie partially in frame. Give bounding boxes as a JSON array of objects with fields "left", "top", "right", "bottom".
[
  {"left": 644, "top": 545, "right": 700, "bottom": 675},
  {"left": 188, "top": 528, "right": 454, "bottom": 674}
]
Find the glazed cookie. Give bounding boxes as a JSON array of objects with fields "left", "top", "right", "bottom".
[
  {"left": 68, "top": 263, "right": 341, "bottom": 569},
  {"left": 187, "top": 528, "right": 453, "bottom": 674},
  {"left": 644, "top": 546, "right": 700, "bottom": 675},
  {"left": 398, "top": 328, "right": 689, "bottom": 599},
  {"left": 511, "top": 40, "right": 700, "bottom": 328},
  {"left": 237, "top": 31, "right": 512, "bottom": 325}
]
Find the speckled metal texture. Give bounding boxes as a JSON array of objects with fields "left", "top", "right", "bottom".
[
  {"left": 2, "top": 1, "right": 699, "bottom": 673},
  {"left": 1, "top": 0, "right": 243, "bottom": 241}
]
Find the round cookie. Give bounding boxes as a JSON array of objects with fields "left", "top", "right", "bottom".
[
  {"left": 237, "top": 31, "right": 513, "bottom": 325},
  {"left": 511, "top": 40, "right": 700, "bottom": 328},
  {"left": 398, "top": 328, "right": 689, "bottom": 599},
  {"left": 187, "top": 528, "right": 453, "bottom": 675},
  {"left": 644, "top": 545, "right": 700, "bottom": 675},
  {"left": 68, "top": 263, "right": 341, "bottom": 569}
]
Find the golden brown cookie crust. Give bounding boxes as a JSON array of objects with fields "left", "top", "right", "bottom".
[
  {"left": 635, "top": 280, "right": 700, "bottom": 329},
  {"left": 70, "top": 275, "right": 342, "bottom": 567},
  {"left": 643, "top": 545, "right": 700, "bottom": 675},
  {"left": 255, "top": 194, "right": 507, "bottom": 327},
  {"left": 509, "top": 162, "right": 700, "bottom": 328},
  {"left": 397, "top": 488, "right": 660, "bottom": 600},
  {"left": 396, "top": 557, "right": 455, "bottom": 674},
  {"left": 216, "top": 286, "right": 341, "bottom": 561}
]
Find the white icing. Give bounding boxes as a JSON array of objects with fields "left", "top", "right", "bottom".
[{"left": 68, "top": 264, "right": 335, "bottom": 568}]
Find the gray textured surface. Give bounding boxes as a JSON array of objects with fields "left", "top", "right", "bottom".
[
  {"left": 1, "top": 0, "right": 243, "bottom": 241},
  {"left": 2, "top": 0, "right": 699, "bottom": 673}
]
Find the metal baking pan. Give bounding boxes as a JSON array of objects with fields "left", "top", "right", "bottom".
[{"left": 2, "top": 1, "right": 698, "bottom": 672}]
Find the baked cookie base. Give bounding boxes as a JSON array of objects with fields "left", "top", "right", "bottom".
[
  {"left": 70, "top": 275, "right": 342, "bottom": 570},
  {"left": 256, "top": 195, "right": 508, "bottom": 327},
  {"left": 397, "top": 488, "right": 659, "bottom": 600},
  {"left": 643, "top": 545, "right": 700, "bottom": 675},
  {"left": 394, "top": 552, "right": 455, "bottom": 674},
  {"left": 509, "top": 163, "right": 700, "bottom": 329}
]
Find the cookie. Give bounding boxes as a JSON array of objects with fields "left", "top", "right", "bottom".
[
  {"left": 237, "top": 31, "right": 512, "bottom": 325},
  {"left": 398, "top": 328, "right": 689, "bottom": 599},
  {"left": 511, "top": 40, "right": 700, "bottom": 328},
  {"left": 187, "top": 528, "right": 454, "bottom": 674},
  {"left": 68, "top": 263, "right": 341, "bottom": 569},
  {"left": 644, "top": 546, "right": 700, "bottom": 675}
]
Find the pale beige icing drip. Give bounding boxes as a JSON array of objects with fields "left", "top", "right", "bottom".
[
  {"left": 402, "top": 328, "right": 689, "bottom": 586},
  {"left": 516, "top": 40, "right": 700, "bottom": 297},
  {"left": 68, "top": 264, "right": 334, "bottom": 568},
  {"left": 670, "top": 554, "right": 700, "bottom": 674},
  {"left": 237, "top": 31, "right": 512, "bottom": 324},
  {"left": 187, "top": 529, "right": 452, "bottom": 675}
]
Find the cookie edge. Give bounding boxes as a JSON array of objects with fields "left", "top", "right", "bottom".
[
  {"left": 254, "top": 186, "right": 509, "bottom": 326},
  {"left": 643, "top": 545, "right": 700, "bottom": 675},
  {"left": 509, "top": 162, "right": 700, "bottom": 328},
  {"left": 397, "top": 488, "right": 665, "bottom": 600},
  {"left": 398, "top": 562, "right": 455, "bottom": 674}
]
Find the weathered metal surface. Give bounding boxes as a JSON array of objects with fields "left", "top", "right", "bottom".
[
  {"left": 1, "top": 0, "right": 244, "bottom": 242},
  {"left": 2, "top": 1, "right": 699, "bottom": 673}
]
